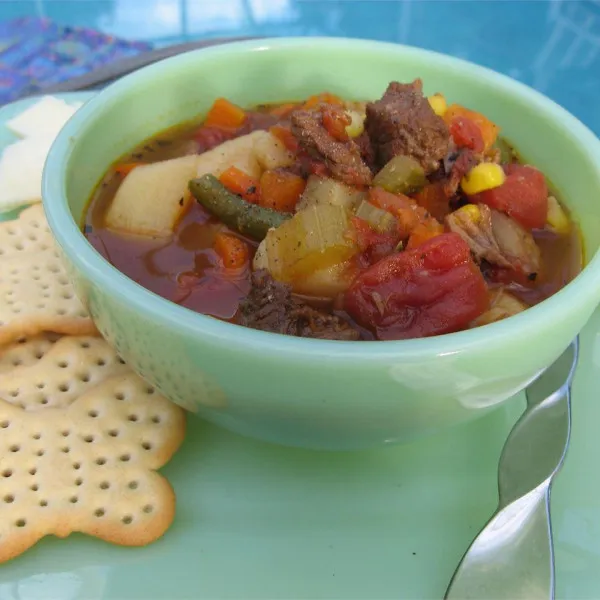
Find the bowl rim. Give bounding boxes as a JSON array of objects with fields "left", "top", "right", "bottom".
[{"left": 43, "top": 36, "right": 600, "bottom": 361}]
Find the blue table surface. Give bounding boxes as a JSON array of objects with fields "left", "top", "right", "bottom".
[{"left": 1, "top": 0, "right": 600, "bottom": 135}]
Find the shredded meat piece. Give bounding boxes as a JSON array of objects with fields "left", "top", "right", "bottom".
[
  {"left": 445, "top": 204, "right": 541, "bottom": 276},
  {"left": 365, "top": 79, "right": 450, "bottom": 174},
  {"left": 291, "top": 109, "right": 373, "bottom": 186},
  {"left": 238, "top": 270, "right": 361, "bottom": 341}
]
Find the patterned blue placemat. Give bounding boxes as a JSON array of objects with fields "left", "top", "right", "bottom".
[{"left": 0, "top": 17, "right": 152, "bottom": 104}]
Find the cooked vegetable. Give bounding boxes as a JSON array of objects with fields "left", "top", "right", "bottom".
[
  {"left": 322, "top": 106, "right": 351, "bottom": 141},
  {"left": 344, "top": 233, "right": 489, "bottom": 339},
  {"left": 471, "top": 289, "right": 527, "bottom": 327},
  {"left": 546, "top": 195, "right": 570, "bottom": 234},
  {"left": 414, "top": 181, "right": 450, "bottom": 222},
  {"left": 296, "top": 175, "right": 365, "bottom": 212},
  {"left": 195, "top": 131, "right": 263, "bottom": 180},
  {"left": 372, "top": 155, "right": 426, "bottom": 195},
  {"left": 292, "top": 261, "right": 356, "bottom": 298},
  {"left": 469, "top": 164, "right": 548, "bottom": 230},
  {"left": 115, "top": 162, "right": 142, "bottom": 176},
  {"left": 493, "top": 138, "right": 515, "bottom": 164},
  {"left": 461, "top": 163, "right": 506, "bottom": 195},
  {"left": 264, "top": 204, "right": 358, "bottom": 282},
  {"left": 345, "top": 110, "right": 365, "bottom": 138},
  {"left": 204, "top": 98, "right": 247, "bottom": 129},
  {"left": 355, "top": 200, "right": 396, "bottom": 233},
  {"left": 444, "top": 104, "right": 499, "bottom": 150},
  {"left": 213, "top": 232, "right": 250, "bottom": 269},
  {"left": 189, "top": 174, "right": 291, "bottom": 240},
  {"left": 259, "top": 170, "right": 306, "bottom": 213},
  {"left": 106, "top": 154, "right": 199, "bottom": 237},
  {"left": 449, "top": 116, "right": 484, "bottom": 152},
  {"left": 219, "top": 166, "right": 260, "bottom": 204},
  {"left": 406, "top": 220, "right": 444, "bottom": 249},
  {"left": 427, "top": 93, "right": 447, "bottom": 117},
  {"left": 253, "top": 132, "right": 296, "bottom": 170},
  {"left": 269, "top": 125, "right": 299, "bottom": 153},
  {"left": 303, "top": 93, "right": 344, "bottom": 109}
]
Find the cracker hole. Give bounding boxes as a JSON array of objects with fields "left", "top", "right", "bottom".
[
  {"left": 122, "top": 515, "right": 133, "bottom": 525},
  {"left": 39, "top": 500, "right": 48, "bottom": 507},
  {"left": 4, "top": 495, "right": 14, "bottom": 504},
  {"left": 57, "top": 309, "right": 66, "bottom": 316},
  {"left": 48, "top": 265, "right": 60, "bottom": 274},
  {"left": 118, "top": 357, "right": 126, "bottom": 365},
  {"left": 34, "top": 351, "right": 44, "bottom": 360},
  {"left": 99, "top": 481, "right": 110, "bottom": 490},
  {"left": 79, "top": 373, "right": 91, "bottom": 383},
  {"left": 0, "top": 420, "right": 9, "bottom": 429},
  {"left": 127, "top": 414, "right": 139, "bottom": 422},
  {"left": 108, "top": 429, "right": 119, "bottom": 438},
  {"left": 36, "top": 382, "right": 45, "bottom": 389},
  {"left": 32, "top": 274, "right": 41, "bottom": 281},
  {"left": 128, "top": 481, "right": 138, "bottom": 490},
  {"left": 57, "top": 360, "right": 69, "bottom": 369},
  {"left": 115, "top": 392, "right": 125, "bottom": 401},
  {"left": 36, "top": 449, "right": 44, "bottom": 457},
  {"left": 40, "top": 397, "right": 49, "bottom": 405},
  {"left": 11, "top": 358, "right": 22, "bottom": 367},
  {"left": 75, "top": 477, "right": 83, "bottom": 486},
  {"left": 83, "top": 435, "right": 94, "bottom": 443},
  {"left": 73, "top": 462, "right": 81, "bottom": 470},
  {"left": 146, "top": 386, "right": 156, "bottom": 395},
  {"left": 94, "top": 508, "right": 105, "bottom": 518},
  {"left": 9, "top": 445, "right": 20, "bottom": 453},
  {"left": 69, "top": 496, "right": 78, "bottom": 504},
  {"left": 119, "top": 454, "right": 131, "bottom": 462},
  {"left": 61, "top": 429, "right": 70, "bottom": 437},
  {"left": 30, "top": 484, "right": 38, "bottom": 491},
  {"left": 88, "top": 410, "right": 99, "bottom": 418},
  {"left": 143, "top": 504, "right": 153, "bottom": 514},
  {"left": 29, "top": 468, "right": 37, "bottom": 476},
  {"left": 8, "top": 389, "right": 19, "bottom": 398},
  {"left": 58, "top": 383, "right": 70, "bottom": 393},
  {"left": 97, "top": 358, "right": 107, "bottom": 367},
  {"left": 32, "top": 433, "right": 41, "bottom": 440},
  {"left": 95, "top": 457, "right": 106, "bottom": 466},
  {"left": 57, "top": 275, "right": 69, "bottom": 285},
  {"left": 141, "top": 441, "right": 152, "bottom": 451},
  {"left": 2, "top": 469, "right": 13, "bottom": 478},
  {"left": 62, "top": 292, "right": 74, "bottom": 300},
  {"left": 61, "top": 446, "right": 70, "bottom": 454},
  {"left": 15, "top": 519, "right": 26, "bottom": 528},
  {"left": 80, "top": 341, "right": 91, "bottom": 349}
]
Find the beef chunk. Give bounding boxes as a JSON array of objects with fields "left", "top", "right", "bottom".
[
  {"left": 291, "top": 109, "right": 373, "bottom": 186},
  {"left": 238, "top": 270, "right": 361, "bottom": 341},
  {"left": 365, "top": 79, "right": 450, "bottom": 174}
]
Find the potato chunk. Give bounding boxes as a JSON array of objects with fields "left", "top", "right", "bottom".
[
  {"left": 105, "top": 155, "right": 198, "bottom": 237},
  {"left": 196, "top": 131, "right": 263, "bottom": 180}
]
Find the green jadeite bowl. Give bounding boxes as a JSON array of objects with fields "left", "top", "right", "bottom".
[{"left": 43, "top": 37, "right": 600, "bottom": 450}]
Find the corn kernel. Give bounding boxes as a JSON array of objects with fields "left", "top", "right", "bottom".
[
  {"left": 345, "top": 110, "right": 365, "bottom": 138},
  {"left": 428, "top": 94, "right": 447, "bottom": 117},
  {"left": 546, "top": 195, "right": 570, "bottom": 234},
  {"left": 461, "top": 163, "right": 506, "bottom": 195},
  {"left": 456, "top": 204, "right": 481, "bottom": 223}
]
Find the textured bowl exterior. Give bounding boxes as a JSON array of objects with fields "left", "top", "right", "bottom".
[{"left": 43, "top": 38, "right": 600, "bottom": 449}]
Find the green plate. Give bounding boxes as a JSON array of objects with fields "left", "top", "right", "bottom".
[{"left": 0, "top": 94, "right": 598, "bottom": 600}]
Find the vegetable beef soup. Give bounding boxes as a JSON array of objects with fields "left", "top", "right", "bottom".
[{"left": 85, "top": 80, "right": 582, "bottom": 341}]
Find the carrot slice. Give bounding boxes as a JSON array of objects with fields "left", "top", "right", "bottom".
[
  {"left": 114, "top": 162, "right": 141, "bottom": 176},
  {"left": 269, "top": 103, "right": 298, "bottom": 118},
  {"left": 269, "top": 125, "right": 299, "bottom": 153},
  {"left": 204, "top": 98, "right": 247, "bottom": 130},
  {"left": 259, "top": 170, "right": 306, "bottom": 213},
  {"left": 213, "top": 232, "right": 250, "bottom": 269},
  {"left": 218, "top": 166, "right": 260, "bottom": 204},
  {"left": 302, "top": 93, "right": 344, "bottom": 110},
  {"left": 406, "top": 220, "right": 444, "bottom": 249}
]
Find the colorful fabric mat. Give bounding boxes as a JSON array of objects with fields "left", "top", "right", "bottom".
[{"left": 0, "top": 17, "right": 152, "bottom": 104}]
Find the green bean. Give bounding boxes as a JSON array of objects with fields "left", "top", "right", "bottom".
[{"left": 188, "top": 175, "right": 292, "bottom": 240}]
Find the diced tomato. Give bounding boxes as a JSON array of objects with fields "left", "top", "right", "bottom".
[
  {"left": 194, "top": 126, "right": 235, "bottom": 153},
  {"left": 449, "top": 116, "right": 485, "bottom": 152},
  {"left": 351, "top": 217, "right": 400, "bottom": 266},
  {"left": 322, "top": 106, "right": 351, "bottom": 141},
  {"left": 344, "top": 233, "right": 489, "bottom": 340},
  {"left": 218, "top": 166, "right": 260, "bottom": 204},
  {"left": 444, "top": 104, "right": 499, "bottom": 150},
  {"left": 259, "top": 170, "right": 306, "bottom": 212},
  {"left": 470, "top": 164, "right": 548, "bottom": 230},
  {"left": 269, "top": 125, "right": 299, "bottom": 153}
]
